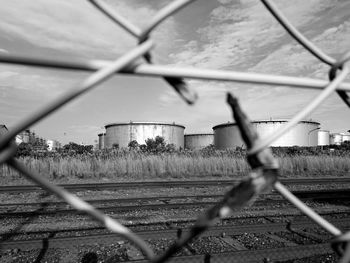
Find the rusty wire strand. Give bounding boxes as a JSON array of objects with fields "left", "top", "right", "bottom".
[
  {"left": 261, "top": 0, "right": 350, "bottom": 109},
  {"left": 0, "top": 142, "right": 17, "bottom": 165},
  {"left": 2, "top": 54, "right": 350, "bottom": 92},
  {"left": 329, "top": 52, "right": 350, "bottom": 108},
  {"left": 261, "top": 0, "right": 336, "bottom": 66}
]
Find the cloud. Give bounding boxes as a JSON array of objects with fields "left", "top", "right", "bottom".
[
  {"left": 69, "top": 124, "right": 102, "bottom": 133},
  {"left": 160, "top": 1, "right": 349, "bottom": 132},
  {"left": 0, "top": 0, "right": 180, "bottom": 60},
  {"left": 0, "top": 1, "right": 135, "bottom": 56},
  {"left": 169, "top": 0, "right": 338, "bottom": 70}
]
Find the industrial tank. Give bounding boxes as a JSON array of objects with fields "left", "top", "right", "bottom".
[
  {"left": 342, "top": 134, "right": 350, "bottom": 143},
  {"left": 330, "top": 133, "right": 342, "bottom": 145},
  {"left": 105, "top": 122, "right": 185, "bottom": 149},
  {"left": 317, "top": 130, "right": 330, "bottom": 146},
  {"left": 98, "top": 133, "right": 106, "bottom": 149},
  {"left": 184, "top": 134, "right": 214, "bottom": 150},
  {"left": 213, "top": 119, "right": 320, "bottom": 149}
]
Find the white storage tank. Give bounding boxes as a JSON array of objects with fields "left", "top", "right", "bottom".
[
  {"left": 342, "top": 133, "right": 350, "bottom": 143},
  {"left": 330, "top": 133, "right": 342, "bottom": 145},
  {"left": 317, "top": 130, "right": 330, "bottom": 146},
  {"left": 98, "top": 133, "right": 106, "bottom": 149},
  {"left": 213, "top": 119, "right": 320, "bottom": 149},
  {"left": 184, "top": 134, "right": 214, "bottom": 150},
  {"left": 105, "top": 122, "right": 185, "bottom": 149}
]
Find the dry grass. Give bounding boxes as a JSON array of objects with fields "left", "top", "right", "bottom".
[{"left": 1, "top": 154, "right": 349, "bottom": 184}]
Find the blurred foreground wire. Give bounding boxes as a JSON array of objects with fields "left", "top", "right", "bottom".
[{"left": 0, "top": 0, "right": 349, "bottom": 262}]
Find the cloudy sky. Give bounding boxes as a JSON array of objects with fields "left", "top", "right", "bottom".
[{"left": 0, "top": 0, "right": 349, "bottom": 145}]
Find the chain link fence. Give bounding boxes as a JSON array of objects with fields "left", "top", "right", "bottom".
[{"left": 0, "top": 0, "right": 350, "bottom": 262}]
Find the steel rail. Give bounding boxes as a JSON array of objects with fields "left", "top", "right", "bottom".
[
  {"left": 2, "top": 54, "right": 350, "bottom": 91},
  {"left": 1, "top": 189, "right": 348, "bottom": 210},
  {"left": 1, "top": 177, "right": 350, "bottom": 192},
  {"left": 0, "top": 197, "right": 347, "bottom": 219},
  {"left": 122, "top": 244, "right": 334, "bottom": 263},
  {"left": 0, "top": 219, "right": 341, "bottom": 249},
  {"left": 1, "top": 220, "right": 344, "bottom": 262},
  {"left": 7, "top": 159, "right": 155, "bottom": 259},
  {"left": 2, "top": 210, "right": 348, "bottom": 238},
  {"left": 275, "top": 182, "right": 342, "bottom": 236}
]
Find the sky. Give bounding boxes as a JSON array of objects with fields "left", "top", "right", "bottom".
[{"left": 0, "top": 0, "right": 350, "bottom": 145}]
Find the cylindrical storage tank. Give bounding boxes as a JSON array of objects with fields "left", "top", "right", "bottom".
[
  {"left": 213, "top": 120, "right": 320, "bottom": 149},
  {"left": 318, "top": 130, "right": 330, "bottom": 146},
  {"left": 184, "top": 134, "right": 214, "bottom": 150},
  {"left": 105, "top": 122, "right": 185, "bottom": 149},
  {"left": 98, "top": 133, "right": 106, "bottom": 149},
  {"left": 342, "top": 134, "right": 350, "bottom": 143},
  {"left": 330, "top": 133, "right": 342, "bottom": 145}
]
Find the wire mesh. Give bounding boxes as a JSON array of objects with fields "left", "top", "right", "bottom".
[{"left": 0, "top": 0, "right": 349, "bottom": 262}]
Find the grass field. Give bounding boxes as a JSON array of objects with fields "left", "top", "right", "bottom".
[{"left": 1, "top": 154, "right": 350, "bottom": 184}]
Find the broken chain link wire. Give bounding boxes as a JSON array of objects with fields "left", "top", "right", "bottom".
[{"left": 0, "top": 0, "right": 349, "bottom": 262}]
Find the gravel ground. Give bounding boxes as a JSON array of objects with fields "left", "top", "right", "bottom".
[
  {"left": 189, "top": 236, "right": 234, "bottom": 254},
  {"left": 1, "top": 204, "right": 349, "bottom": 237},
  {"left": 302, "top": 227, "right": 333, "bottom": 241},
  {"left": 1, "top": 181, "right": 350, "bottom": 204},
  {"left": 146, "top": 238, "right": 187, "bottom": 256},
  {"left": 0, "top": 179, "right": 349, "bottom": 262},
  {"left": 233, "top": 233, "right": 286, "bottom": 250},
  {"left": 276, "top": 253, "right": 338, "bottom": 263},
  {"left": 0, "top": 248, "right": 62, "bottom": 263},
  {"left": 274, "top": 231, "right": 320, "bottom": 245},
  {"left": 76, "top": 243, "right": 129, "bottom": 263}
]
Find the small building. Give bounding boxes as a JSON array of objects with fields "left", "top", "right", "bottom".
[
  {"left": 46, "top": 140, "right": 62, "bottom": 151},
  {"left": 184, "top": 134, "right": 213, "bottom": 150},
  {"left": 317, "top": 130, "right": 330, "bottom": 146},
  {"left": 342, "top": 133, "right": 350, "bottom": 143},
  {"left": 98, "top": 133, "right": 106, "bottom": 150},
  {"left": 330, "top": 133, "right": 342, "bottom": 145}
]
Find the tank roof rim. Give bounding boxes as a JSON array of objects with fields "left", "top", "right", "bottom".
[
  {"left": 213, "top": 119, "right": 320, "bottom": 129},
  {"left": 185, "top": 133, "right": 214, "bottom": 136},
  {"left": 105, "top": 121, "right": 185, "bottom": 129}
]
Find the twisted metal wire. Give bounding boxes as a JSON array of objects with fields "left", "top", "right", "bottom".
[{"left": 0, "top": 0, "right": 349, "bottom": 262}]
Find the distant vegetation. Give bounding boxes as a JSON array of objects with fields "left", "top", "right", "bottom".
[
  {"left": 2, "top": 138, "right": 350, "bottom": 184},
  {"left": 15, "top": 141, "right": 93, "bottom": 157}
]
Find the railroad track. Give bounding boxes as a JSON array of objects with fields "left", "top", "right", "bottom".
[
  {"left": 1, "top": 215, "right": 348, "bottom": 261},
  {"left": 1, "top": 211, "right": 348, "bottom": 239},
  {"left": 1, "top": 189, "right": 349, "bottom": 218},
  {"left": 1, "top": 177, "right": 350, "bottom": 193},
  {"left": 123, "top": 245, "right": 335, "bottom": 263}
]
